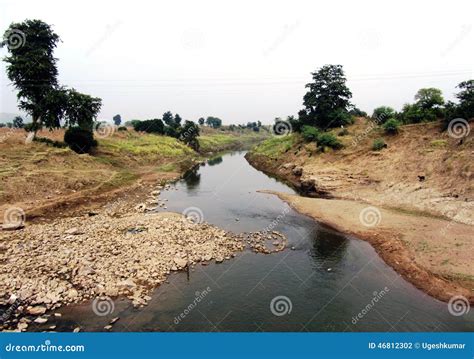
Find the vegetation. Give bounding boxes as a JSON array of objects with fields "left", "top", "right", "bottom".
[
  {"left": 444, "top": 80, "right": 474, "bottom": 128},
  {"left": 372, "top": 138, "right": 386, "bottom": 151},
  {"left": 205, "top": 116, "right": 223, "bottom": 128},
  {"left": 113, "top": 114, "right": 122, "bottom": 126},
  {"left": 64, "top": 127, "right": 98, "bottom": 154},
  {"left": 316, "top": 133, "right": 343, "bottom": 150},
  {"left": 372, "top": 106, "right": 396, "bottom": 124},
  {"left": 383, "top": 118, "right": 401, "bottom": 135},
  {"left": 251, "top": 135, "right": 295, "bottom": 159}
]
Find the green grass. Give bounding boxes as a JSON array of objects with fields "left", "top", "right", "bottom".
[
  {"left": 199, "top": 131, "right": 267, "bottom": 153},
  {"left": 98, "top": 132, "right": 194, "bottom": 157},
  {"left": 251, "top": 135, "right": 296, "bottom": 158},
  {"left": 430, "top": 139, "right": 447, "bottom": 148}
]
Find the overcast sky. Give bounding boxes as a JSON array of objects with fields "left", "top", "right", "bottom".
[{"left": 1, "top": 0, "right": 473, "bottom": 124}]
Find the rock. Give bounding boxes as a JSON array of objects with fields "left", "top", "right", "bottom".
[
  {"left": 118, "top": 278, "right": 136, "bottom": 289},
  {"left": 49, "top": 325, "right": 56, "bottom": 330},
  {"left": 54, "top": 313, "right": 62, "bottom": 317},
  {"left": 73, "top": 327, "right": 81, "bottom": 333},
  {"left": 215, "top": 257, "right": 224, "bottom": 263},
  {"left": 282, "top": 163, "right": 296, "bottom": 170},
  {"left": 110, "top": 317, "right": 119, "bottom": 324},
  {"left": 174, "top": 257, "right": 187, "bottom": 268},
  {"left": 65, "top": 227, "right": 82, "bottom": 235},
  {"left": 17, "top": 322, "right": 28, "bottom": 331},
  {"left": 104, "top": 325, "right": 113, "bottom": 330},
  {"left": 327, "top": 268, "right": 332, "bottom": 272},
  {"left": 2, "top": 222, "right": 25, "bottom": 231},
  {"left": 27, "top": 306, "right": 46, "bottom": 315},
  {"left": 34, "top": 317, "right": 48, "bottom": 324},
  {"left": 292, "top": 167, "right": 303, "bottom": 176},
  {"left": 66, "top": 289, "right": 78, "bottom": 299}
]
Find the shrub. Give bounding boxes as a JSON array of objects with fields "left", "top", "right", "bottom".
[
  {"left": 133, "top": 119, "right": 165, "bottom": 134},
  {"left": 118, "top": 126, "right": 128, "bottom": 131},
  {"left": 317, "top": 133, "right": 343, "bottom": 149},
  {"left": 372, "top": 138, "right": 386, "bottom": 151},
  {"left": 383, "top": 118, "right": 401, "bottom": 134},
  {"left": 301, "top": 125, "right": 320, "bottom": 142},
  {"left": 372, "top": 106, "right": 396, "bottom": 124},
  {"left": 64, "top": 127, "right": 97, "bottom": 154}
]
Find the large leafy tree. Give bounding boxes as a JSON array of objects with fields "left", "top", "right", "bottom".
[
  {"left": 179, "top": 120, "right": 200, "bottom": 151},
  {"left": 205, "top": 116, "right": 222, "bottom": 128},
  {"left": 2, "top": 19, "right": 60, "bottom": 131},
  {"left": 63, "top": 89, "right": 102, "bottom": 131},
  {"left": 113, "top": 114, "right": 121, "bottom": 126},
  {"left": 300, "top": 64, "right": 352, "bottom": 129},
  {"left": 414, "top": 88, "right": 444, "bottom": 110}
]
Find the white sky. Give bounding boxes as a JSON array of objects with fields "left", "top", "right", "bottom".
[{"left": 1, "top": 0, "right": 473, "bottom": 124}]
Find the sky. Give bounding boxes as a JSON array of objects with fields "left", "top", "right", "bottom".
[{"left": 0, "top": 0, "right": 473, "bottom": 124}]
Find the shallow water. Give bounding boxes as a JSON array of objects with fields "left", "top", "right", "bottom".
[{"left": 57, "top": 151, "right": 473, "bottom": 332}]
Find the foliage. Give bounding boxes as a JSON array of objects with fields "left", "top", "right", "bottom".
[
  {"left": 301, "top": 125, "right": 321, "bottom": 142},
  {"left": 383, "top": 118, "right": 401, "bottom": 134},
  {"left": 33, "top": 136, "right": 67, "bottom": 148},
  {"left": 372, "top": 138, "right": 386, "bottom": 151},
  {"left": 338, "top": 128, "right": 349, "bottom": 136},
  {"left": 113, "top": 114, "right": 121, "bottom": 126},
  {"left": 63, "top": 88, "right": 102, "bottom": 130},
  {"left": 64, "top": 127, "right": 97, "bottom": 154},
  {"left": 316, "top": 132, "right": 343, "bottom": 150},
  {"left": 414, "top": 88, "right": 444, "bottom": 109},
  {"left": 251, "top": 135, "right": 295, "bottom": 158},
  {"left": 162, "top": 111, "right": 174, "bottom": 126},
  {"left": 12, "top": 116, "right": 24, "bottom": 128},
  {"left": 348, "top": 105, "right": 367, "bottom": 117},
  {"left": 372, "top": 106, "right": 396, "bottom": 124},
  {"left": 179, "top": 120, "right": 200, "bottom": 151},
  {"left": 205, "top": 116, "right": 222, "bottom": 128},
  {"left": 198, "top": 117, "right": 205, "bottom": 126},
  {"left": 117, "top": 126, "right": 127, "bottom": 131},
  {"left": 299, "top": 64, "right": 352, "bottom": 129},
  {"left": 132, "top": 119, "right": 165, "bottom": 134},
  {"left": 444, "top": 80, "right": 474, "bottom": 128},
  {"left": 399, "top": 88, "right": 444, "bottom": 124},
  {"left": 23, "top": 122, "right": 41, "bottom": 132}
]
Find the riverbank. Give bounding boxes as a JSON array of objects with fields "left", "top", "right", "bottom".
[{"left": 246, "top": 120, "right": 473, "bottom": 303}]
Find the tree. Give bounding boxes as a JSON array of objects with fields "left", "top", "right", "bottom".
[
  {"left": 198, "top": 117, "right": 205, "bottom": 126},
  {"left": 162, "top": 111, "right": 174, "bottom": 126},
  {"left": 2, "top": 20, "right": 60, "bottom": 132},
  {"left": 133, "top": 119, "right": 164, "bottom": 134},
  {"left": 113, "top": 114, "right": 121, "bottom": 126},
  {"left": 12, "top": 116, "right": 24, "bottom": 128},
  {"left": 174, "top": 114, "right": 182, "bottom": 127},
  {"left": 445, "top": 80, "right": 474, "bottom": 124},
  {"left": 414, "top": 88, "right": 444, "bottom": 109},
  {"left": 63, "top": 89, "right": 102, "bottom": 131},
  {"left": 205, "top": 116, "right": 222, "bottom": 128},
  {"left": 372, "top": 106, "right": 396, "bottom": 124},
  {"left": 180, "top": 120, "right": 200, "bottom": 151},
  {"left": 300, "top": 64, "right": 352, "bottom": 129}
]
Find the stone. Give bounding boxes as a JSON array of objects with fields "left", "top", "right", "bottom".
[
  {"left": 27, "top": 306, "right": 46, "bottom": 315},
  {"left": 110, "top": 317, "right": 119, "bottom": 324},
  {"left": 174, "top": 257, "right": 187, "bottom": 268},
  {"left": 73, "top": 327, "right": 81, "bottom": 333},
  {"left": 104, "top": 325, "right": 113, "bottom": 330},
  {"left": 66, "top": 289, "right": 78, "bottom": 299},
  {"left": 65, "top": 227, "right": 82, "bottom": 235},
  {"left": 292, "top": 167, "right": 303, "bottom": 176},
  {"left": 17, "top": 322, "right": 28, "bottom": 331},
  {"left": 33, "top": 317, "right": 48, "bottom": 324}
]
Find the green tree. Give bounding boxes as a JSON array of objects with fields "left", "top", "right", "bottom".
[
  {"left": 198, "top": 117, "right": 205, "bottom": 125},
  {"left": 12, "top": 116, "right": 24, "bottom": 128},
  {"left": 180, "top": 120, "right": 200, "bottom": 151},
  {"left": 300, "top": 64, "right": 352, "bottom": 129},
  {"left": 2, "top": 20, "right": 60, "bottom": 132},
  {"left": 445, "top": 80, "right": 474, "bottom": 124},
  {"left": 414, "top": 88, "right": 444, "bottom": 110},
  {"left": 372, "top": 106, "right": 396, "bottom": 124},
  {"left": 162, "top": 111, "right": 174, "bottom": 126},
  {"left": 113, "top": 114, "right": 121, "bottom": 126},
  {"left": 174, "top": 114, "right": 182, "bottom": 127},
  {"left": 63, "top": 89, "right": 102, "bottom": 131},
  {"left": 205, "top": 116, "right": 222, "bottom": 128}
]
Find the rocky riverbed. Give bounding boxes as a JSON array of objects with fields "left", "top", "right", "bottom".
[{"left": 0, "top": 184, "right": 287, "bottom": 332}]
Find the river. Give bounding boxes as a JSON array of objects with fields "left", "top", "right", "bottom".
[{"left": 57, "top": 151, "right": 473, "bottom": 331}]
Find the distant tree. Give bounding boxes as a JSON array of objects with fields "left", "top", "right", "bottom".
[
  {"left": 1, "top": 20, "right": 60, "bottom": 133},
  {"left": 445, "top": 80, "right": 474, "bottom": 126},
  {"left": 372, "top": 106, "right": 396, "bottom": 124},
  {"left": 257, "top": 120, "right": 262, "bottom": 127},
  {"left": 179, "top": 120, "right": 200, "bottom": 151},
  {"left": 348, "top": 105, "right": 367, "bottom": 117},
  {"left": 414, "top": 88, "right": 444, "bottom": 110},
  {"left": 12, "top": 116, "right": 24, "bottom": 128},
  {"left": 63, "top": 89, "right": 102, "bottom": 131},
  {"left": 198, "top": 117, "right": 205, "bottom": 126},
  {"left": 174, "top": 114, "right": 182, "bottom": 127},
  {"left": 113, "top": 114, "right": 122, "bottom": 126},
  {"left": 300, "top": 64, "right": 352, "bottom": 129},
  {"left": 133, "top": 119, "right": 165, "bottom": 134},
  {"left": 205, "top": 116, "right": 222, "bottom": 128},
  {"left": 162, "top": 111, "right": 174, "bottom": 126}
]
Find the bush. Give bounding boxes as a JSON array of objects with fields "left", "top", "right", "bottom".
[
  {"left": 64, "top": 127, "right": 97, "bottom": 154},
  {"left": 372, "top": 106, "right": 396, "bottom": 124},
  {"left": 383, "top": 118, "right": 401, "bottom": 134},
  {"left": 301, "top": 125, "right": 320, "bottom": 142},
  {"left": 133, "top": 119, "right": 165, "bottom": 134},
  {"left": 372, "top": 138, "right": 386, "bottom": 151},
  {"left": 317, "top": 133, "right": 343, "bottom": 150},
  {"left": 118, "top": 126, "right": 128, "bottom": 131}
]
